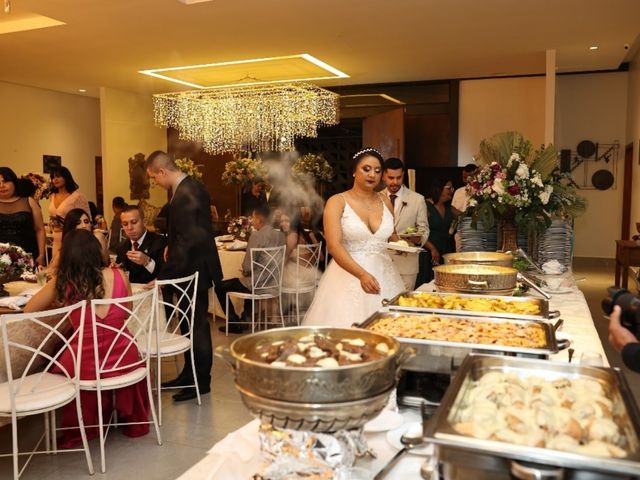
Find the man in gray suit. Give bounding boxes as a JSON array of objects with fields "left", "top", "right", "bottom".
[
  {"left": 382, "top": 158, "right": 429, "bottom": 290},
  {"left": 215, "top": 204, "right": 285, "bottom": 333}
]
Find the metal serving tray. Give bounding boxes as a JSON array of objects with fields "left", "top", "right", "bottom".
[
  {"left": 425, "top": 354, "right": 640, "bottom": 477},
  {"left": 356, "top": 311, "right": 560, "bottom": 360},
  {"left": 383, "top": 290, "right": 558, "bottom": 321}
]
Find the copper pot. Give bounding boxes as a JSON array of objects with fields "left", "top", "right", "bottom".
[{"left": 443, "top": 252, "right": 514, "bottom": 268}]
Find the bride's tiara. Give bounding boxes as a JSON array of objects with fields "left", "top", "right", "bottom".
[{"left": 352, "top": 147, "right": 382, "bottom": 159}]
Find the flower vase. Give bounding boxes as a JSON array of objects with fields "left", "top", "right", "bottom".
[{"left": 499, "top": 216, "right": 519, "bottom": 253}]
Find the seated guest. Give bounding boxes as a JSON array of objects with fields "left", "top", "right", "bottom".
[
  {"left": 60, "top": 208, "right": 109, "bottom": 266},
  {"left": 115, "top": 205, "right": 166, "bottom": 284},
  {"left": 108, "top": 196, "right": 127, "bottom": 252},
  {"left": 216, "top": 205, "right": 285, "bottom": 333},
  {"left": 25, "top": 229, "right": 150, "bottom": 447},
  {"left": 241, "top": 180, "right": 268, "bottom": 216}
]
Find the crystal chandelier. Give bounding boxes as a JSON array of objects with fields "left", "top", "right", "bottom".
[{"left": 152, "top": 83, "right": 340, "bottom": 154}]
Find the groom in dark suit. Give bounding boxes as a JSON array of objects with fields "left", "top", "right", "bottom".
[
  {"left": 146, "top": 150, "right": 223, "bottom": 402},
  {"left": 115, "top": 205, "right": 166, "bottom": 284}
]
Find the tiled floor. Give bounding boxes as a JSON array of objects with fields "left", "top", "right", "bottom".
[{"left": 1, "top": 259, "right": 639, "bottom": 479}]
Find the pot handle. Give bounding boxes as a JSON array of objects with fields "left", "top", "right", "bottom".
[
  {"left": 552, "top": 318, "right": 564, "bottom": 333},
  {"left": 467, "top": 279, "right": 488, "bottom": 289},
  {"left": 510, "top": 460, "right": 565, "bottom": 480},
  {"left": 214, "top": 345, "right": 237, "bottom": 374},
  {"left": 381, "top": 298, "right": 391, "bottom": 307},
  {"left": 548, "top": 309, "right": 561, "bottom": 319},
  {"left": 394, "top": 346, "right": 416, "bottom": 379}
]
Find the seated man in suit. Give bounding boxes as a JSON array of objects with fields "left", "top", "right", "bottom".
[
  {"left": 216, "top": 204, "right": 285, "bottom": 333},
  {"left": 116, "top": 205, "right": 166, "bottom": 284},
  {"left": 382, "top": 157, "right": 430, "bottom": 290}
]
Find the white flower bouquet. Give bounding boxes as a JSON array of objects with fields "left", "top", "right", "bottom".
[
  {"left": 221, "top": 158, "right": 268, "bottom": 187},
  {"left": 175, "top": 158, "right": 204, "bottom": 182},
  {"left": 0, "top": 243, "right": 34, "bottom": 281},
  {"left": 227, "top": 216, "right": 253, "bottom": 240},
  {"left": 292, "top": 153, "right": 334, "bottom": 183},
  {"left": 22, "top": 172, "right": 52, "bottom": 201}
]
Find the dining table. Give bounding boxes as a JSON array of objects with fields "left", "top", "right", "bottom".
[{"left": 176, "top": 274, "right": 612, "bottom": 479}]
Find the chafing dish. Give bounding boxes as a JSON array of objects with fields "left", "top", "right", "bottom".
[
  {"left": 426, "top": 354, "right": 640, "bottom": 479},
  {"left": 443, "top": 251, "right": 514, "bottom": 268},
  {"left": 433, "top": 264, "right": 517, "bottom": 295},
  {"left": 356, "top": 311, "right": 561, "bottom": 372},
  {"left": 382, "top": 290, "right": 560, "bottom": 322}
]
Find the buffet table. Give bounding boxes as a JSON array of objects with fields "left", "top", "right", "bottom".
[{"left": 177, "top": 279, "right": 610, "bottom": 479}]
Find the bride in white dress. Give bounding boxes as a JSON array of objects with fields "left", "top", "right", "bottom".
[{"left": 303, "top": 148, "right": 405, "bottom": 327}]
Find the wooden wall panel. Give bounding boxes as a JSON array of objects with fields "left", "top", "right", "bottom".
[{"left": 362, "top": 108, "right": 405, "bottom": 160}]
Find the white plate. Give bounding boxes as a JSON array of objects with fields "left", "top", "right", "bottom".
[
  {"left": 386, "top": 422, "right": 434, "bottom": 456},
  {"left": 385, "top": 242, "right": 422, "bottom": 254},
  {"left": 555, "top": 331, "right": 574, "bottom": 346},
  {"left": 363, "top": 409, "right": 404, "bottom": 433}
]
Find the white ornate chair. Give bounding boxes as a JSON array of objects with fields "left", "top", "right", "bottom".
[
  {"left": 80, "top": 288, "right": 162, "bottom": 473},
  {"left": 225, "top": 245, "right": 286, "bottom": 335},
  {"left": 0, "top": 301, "right": 93, "bottom": 480},
  {"left": 148, "top": 272, "right": 200, "bottom": 425},
  {"left": 281, "top": 242, "right": 322, "bottom": 325}
]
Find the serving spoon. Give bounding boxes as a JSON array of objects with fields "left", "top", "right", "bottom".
[{"left": 373, "top": 430, "right": 424, "bottom": 479}]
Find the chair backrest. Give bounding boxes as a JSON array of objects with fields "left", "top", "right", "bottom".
[
  {"left": 154, "top": 272, "right": 199, "bottom": 339},
  {"left": 293, "top": 242, "right": 322, "bottom": 288},
  {"left": 89, "top": 288, "right": 157, "bottom": 382},
  {"left": 250, "top": 245, "right": 286, "bottom": 295},
  {"left": 0, "top": 301, "right": 87, "bottom": 414}
]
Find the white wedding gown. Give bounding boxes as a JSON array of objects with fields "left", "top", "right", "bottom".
[{"left": 303, "top": 197, "right": 405, "bottom": 327}]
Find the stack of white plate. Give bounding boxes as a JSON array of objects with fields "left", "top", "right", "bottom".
[
  {"left": 536, "top": 219, "right": 573, "bottom": 270},
  {"left": 458, "top": 217, "right": 498, "bottom": 252}
]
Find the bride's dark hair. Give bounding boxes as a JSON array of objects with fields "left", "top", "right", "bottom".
[
  {"left": 351, "top": 148, "right": 384, "bottom": 172},
  {"left": 55, "top": 229, "right": 105, "bottom": 303}
]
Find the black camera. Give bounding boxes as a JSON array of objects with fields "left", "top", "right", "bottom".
[{"left": 602, "top": 287, "right": 640, "bottom": 337}]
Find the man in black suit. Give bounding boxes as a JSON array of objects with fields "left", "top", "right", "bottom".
[
  {"left": 115, "top": 205, "right": 166, "bottom": 284},
  {"left": 146, "top": 150, "right": 223, "bottom": 402}
]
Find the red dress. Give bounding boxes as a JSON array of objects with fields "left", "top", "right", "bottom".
[{"left": 54, "top": 268, "right": 150, "bottom": 447}]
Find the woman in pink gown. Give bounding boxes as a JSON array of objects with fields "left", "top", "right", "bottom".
[{"left": 25, "top": 229, "right": 150, "bottom": 447}]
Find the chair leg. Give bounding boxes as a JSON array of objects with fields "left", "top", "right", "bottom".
[
  {"left": 279, "top": 296, "right": 285, "bottom": 328},
  {"left": 75, "top": 394, "right": 95, "bottom": 475},
  {"left": 295, "top": 291, "right": 300, "bottom": 326},
  {"left": 157, "top": 354, "right": 163, "bottom": 426},
  {"left": 44, "top": 412, "right": 50, "bottom": 454},
  {"left": 146, "top": 367, "right": 163, "bottom": 446},
  {"left": 190, "top": 347, "right": 201, "bottom": 406},
  {"left": 11, "top": 413, "right": 19, "bottom": 480},
  {"left": 225, "top": 294, "right": 230, "bottom": 336},
  {"left": 96, "top": 389, "right": 106, "bottom": 473},
  {"left": 251, "top": 298, "right": 256, "bottom": 333}
]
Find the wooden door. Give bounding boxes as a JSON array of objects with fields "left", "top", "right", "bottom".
[
  {"left": 95, "top": 156, "right": 103, "bottom": 213},
  {"left": 362, "top": 108, "right": 404, "bottom": 160}
]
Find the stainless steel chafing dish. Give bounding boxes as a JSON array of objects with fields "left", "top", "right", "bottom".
[
  {"left": 355, "top": 311, "right": 561, "bottom": 373},
  {"left": 382, "top": 290, "right": 560, "bottom": 322},
  {"left": 425, "top": 354, "right": 640, "bottom": 479}
]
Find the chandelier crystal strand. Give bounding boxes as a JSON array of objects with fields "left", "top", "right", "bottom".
[{"left": 153, "top": 83, "right": 340, "bottom": 154}]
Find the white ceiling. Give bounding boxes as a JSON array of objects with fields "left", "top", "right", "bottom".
[{"left": 1, "top": 0, "right": 639, "bottom": 98}]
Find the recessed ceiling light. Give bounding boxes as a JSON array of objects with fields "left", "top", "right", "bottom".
[
  {"left": 589, "top": 46, "right": 599, "bottom": 50},
  {"left": 177, "top": 0, "right": 215, "bottom": 4},
  {"left": 78, "top": 89, "right": 87, "bottom": 93},
  {"left": 139, "top": 53, "right": 349, "bottom": 89}
]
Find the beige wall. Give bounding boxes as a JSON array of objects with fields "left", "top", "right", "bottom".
[
  {"left": 555, "top": 72, "right": 628, "bottom": 258},
  {"left": 99, "top": 87, "right": 167, "bottom": 223},
  {"left": 458, "top": 77, "right": 545, "bottom": 166},
  {"left": 627, "top": 50, "right": 640, "bottom": 239},
  {"left": 0, "top": 81, "right": 101, "bottom": 219}
]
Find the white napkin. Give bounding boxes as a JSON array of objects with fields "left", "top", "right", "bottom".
[
  {"left": 227, "top": 240, "right": 248, "bottom": 251},
  {"left": 0, "top": 296, "right": 29, "bottom": 310},
  {"left": 542, "top": 259, "right": 564, "bottom": 274}
]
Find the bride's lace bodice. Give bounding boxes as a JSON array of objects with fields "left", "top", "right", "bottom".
[{"left": 341, "top": 198, "right": 393, "bottom": 255}]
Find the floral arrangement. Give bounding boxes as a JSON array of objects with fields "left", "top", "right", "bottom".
[
  {"left": 466, "top": 131, "right": 586, "bottom": 233},
  {"left": 221, "top": 157, "right": 268, "bottom": 186},
  {"left": 22, "top": 172, "right": 52, "bottom": 201},
  {"left": 175, "top": 158, "right": 203, "bottom": 182},
  {"left": 292, "top": 153, "right": 334, "bottom": 183},
  {"left": 0, "top": 243, "right": 34, "bottom": 280},
  {"left": 227, "top": 216, "right": 253, "bottom": 240}
]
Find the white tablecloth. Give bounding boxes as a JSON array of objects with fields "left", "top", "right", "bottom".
[
  {"left": 177, "top": 278, "right": 610, "bottom": 479},
  {"left": 209, "top": 249, "right": 245, "bottom": 319}
]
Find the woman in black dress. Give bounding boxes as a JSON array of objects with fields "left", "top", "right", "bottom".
[
  {"left": 0, "top": 167, "right": 46, "bottom": 266},
  {"left": 425, "top": 177, "right": 457, "bottom": 265}
]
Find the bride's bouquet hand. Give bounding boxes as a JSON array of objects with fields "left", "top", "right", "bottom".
[{"left": 359, "top": 271, "right": 381, "bottom": 295}]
